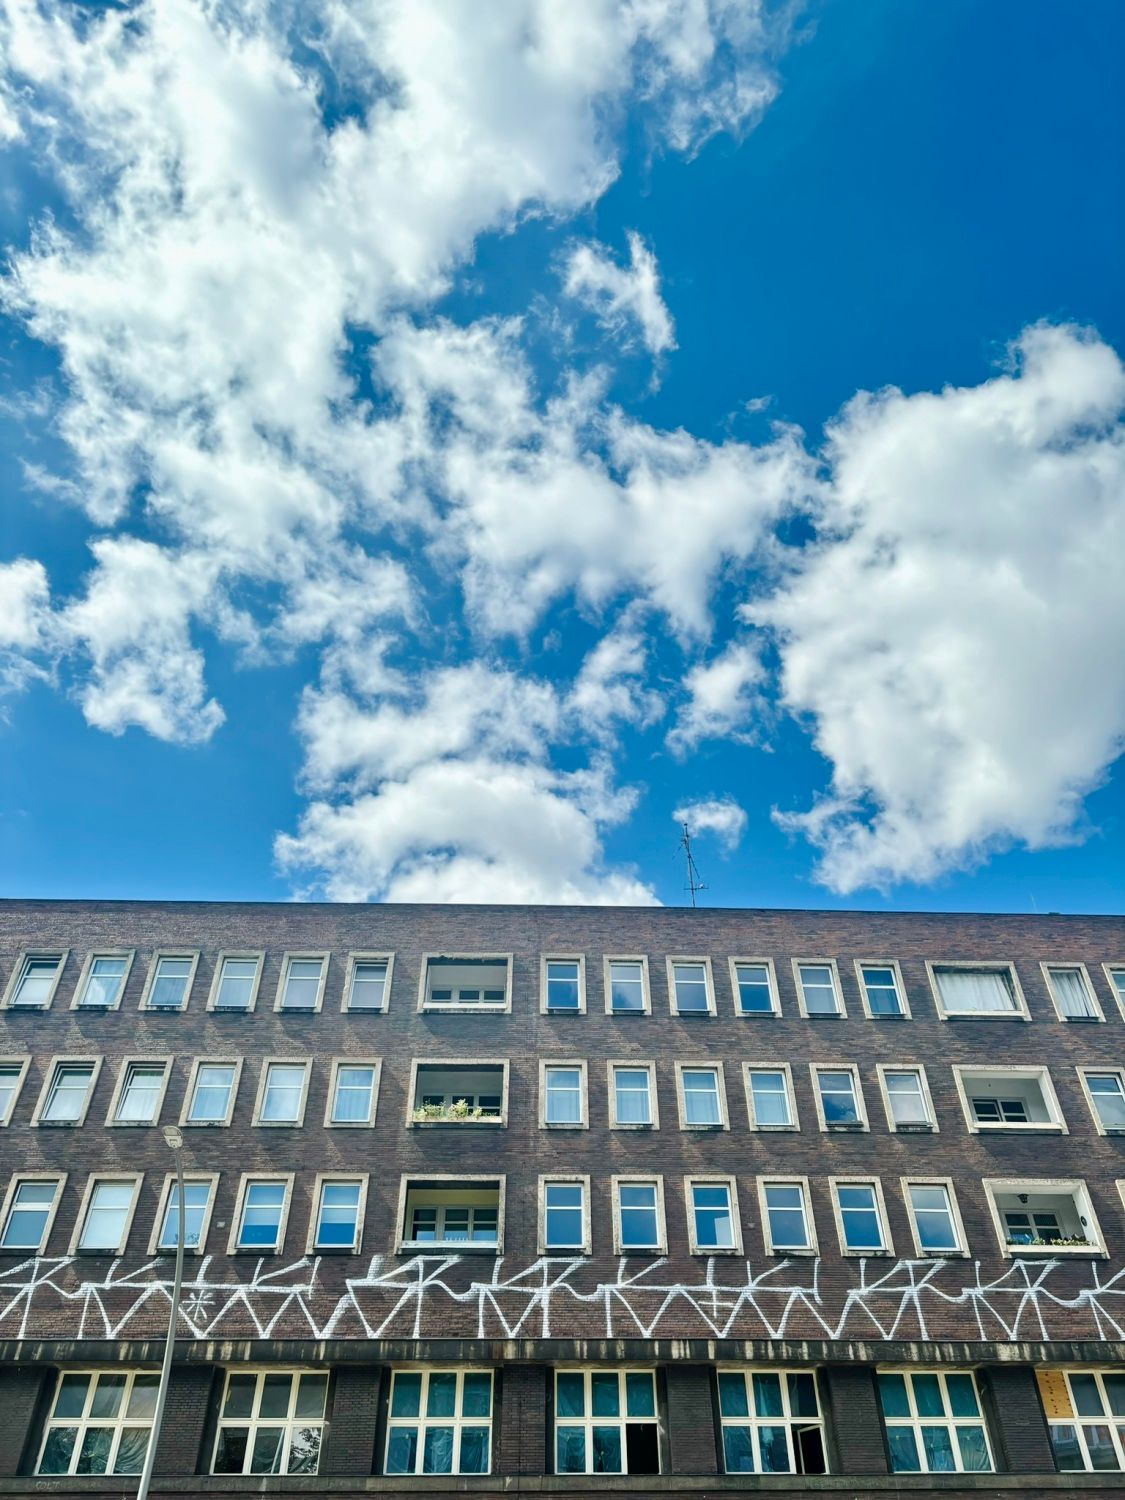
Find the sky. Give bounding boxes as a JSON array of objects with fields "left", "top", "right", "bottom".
[{"left": 0, "top": 0, "right": 1123, "bottom": 912}]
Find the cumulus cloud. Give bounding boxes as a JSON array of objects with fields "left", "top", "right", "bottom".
[
  {"left": 673, "top": 796, "right": 748, "bottom": 850},
  {"left": 567, "top": 615, "right": 664, "bottom": 740},
  {"left": 666, "top": 639, "right": 766, "bottom": 752},
  {"left": 563, "top": 232, "right": 676, "bottom": 356},
  {"left": 0, "top": 557, "right": 53, "bottom": 693}
]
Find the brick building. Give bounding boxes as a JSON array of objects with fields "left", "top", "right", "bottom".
[{"left": 0, "top": 897, "right": 1123, "bottom": 1496}]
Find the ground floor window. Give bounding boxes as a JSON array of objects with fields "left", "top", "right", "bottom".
[
  {"left": 37, "top": 1369, "right": 157, "bottom": 1476},
  {"left": 385, "top": 1368, "right": 492, "bottom": 1474},
  {"left": 717, "top": 1368, "right": 826, "bottom": 1474},
  {"left": 1038, "top": 1369, "right": 1125, "bottom": 1471},
  {"left": 212, "top": 1370, "right": 328, "bottom": 1475},
  {"left": 878, "top": 1370, "right": 992, "bottom": 1473},
  {"left": 554, "top": 1368, "right": 659, "bottom": 1474}
]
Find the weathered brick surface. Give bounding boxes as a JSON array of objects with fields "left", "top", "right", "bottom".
[
  {"left": 322, "top": 1365, "right": 382, "bottom": 1475},
  {"left": 982, "top": 1365, "right": 1057, "bottom": 1473},
  {"left": 665, "top": 1364, "right": 719, "bottom": 1475},
  {"left": 0, "top": 1366, "right": 49, "bottom": 1475},
  {"left": 822, "top": 1363, "right": 887, "bottom": 1474},
  {"left": 152, "top": 1363, "right": 216, "bottom": 1476},
  {"left": 496, "top": 1363, "right": 548, "bottom": 1475}
]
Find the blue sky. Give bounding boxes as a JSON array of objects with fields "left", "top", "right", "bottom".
[{"left": 0, "top": 0, "right": 1123, "bottom": 911}]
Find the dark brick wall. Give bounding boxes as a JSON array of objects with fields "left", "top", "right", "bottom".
[
  {"left": 0, "top": 1365, "right": 49, "bottom": 1475},
  {"left": 152, "top": 1363, "right": 215, "bottom": 1475},
  {"left": 322, "top": 1365, "right": 382, "bottom": 1475},
  {"left": 821, "top": 1363, "right": 888, "bottom": 1474},
  {"left": 496, "top": 1363, "right": 548, "bottom": 1475},
  {"left": 665, "top": 1364, "right": 719, "bottom": 1475},
  {"left": 982, "top": 1365, "right": 1057, "bottom": 1472}
]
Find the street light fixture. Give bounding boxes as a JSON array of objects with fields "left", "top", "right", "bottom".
[{"left": 137, "top": 1125, "right": 186, "bottom": 1500}]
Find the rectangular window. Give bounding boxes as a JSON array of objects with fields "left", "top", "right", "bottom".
[
  {"left": 327, "top": 1061, "right": 379, "bottom": 1126},
  {"left": 879, "top": 1067, "right": 935, "bottom": 1131},
  {"left": 233, "top": 1178, "right": 291, "bottom": 1252},
  {"left": 155, "top": 1179, "right": 214, "bottom": 1252},
  {"left": 542, "top": 1063, "right": 586, "bottom": 1127},
  {"left": 311, "top": 1177, "right": 365, "bottom": 1252},
  {"left": 255, "top": 1061, "right": 309, "bottom": 1125},
  {"left": 904, "top": 1180, "right": 964, "bottom": 1255},
  {"left": 541, "top": 1179, "right": 589, "bottom": 1253},
  {"left": 76, "top": 953, "right": 131, "bottom": 1009},
  {"left": 686, "top": 1178, "right": 740, "bottom": 1253},
  {"left": 6, "top": 951, "right": 66, "bottom": 1008},
  {"left": 730, "top": 959, "right": 778, "bottom": 1016},
  {"left": 1043, "top": 963, "right": 1102, "bottom": 1021},
  {"left": 760, "top": 1180, "right": 814, "bottom": 1253},
  {"left": 832, "top": 1179, "right": 890, "bottom": 1253},
  {"left": 610, "top": 1063, "right": 656, "bottom": 1126},
  {"left": 605, "top": 958, "right": 648, "bottom": 1014},
  {"left": 717, "top": 1369, "right": 827, "bottom": 1475},
  {"left": 213, "top": 1370, "right": 327, "bottom": 1475},
  {"left": 144, "top": 954, "right": 196, "bottom": 1011},
  {"left": 0, "top": 1058, "right": 30, "bottom": 1124},
  {"left": 812, "top": 1065, "right": 866, "bottom": 1129},
  {"left": 554, "top": 1369, "right": 659, "bottom": 1475},
  {"left": 76, "top": 1177, "right": 139, "bottom": 1254},
  {"left": 277, "top": 954, "right": 326, "bottom": 1012},
  {"left": 210, "top": 955, "right": 261, "bottom": 1011},
  {"left": 345, "top": 954, "right": 389, "bottom": 1011},
  {"left": 1081, "top": 1070, "right": 1125, "bottom": 1133},
  {"left": 745, "top": 1066, "right": 797, "bottom": 1130},
  {"left": 794, "top": 961, "right": 842, "bottom": 1017},
  {"left": 878, "top": 1370, "right": 992, "bottom": 1474},
  {"left": 983, "top": 1178, "right": 1104, "bottom": 1255},
  {"left": 37, "top": 1060, "right": 99, "bottom": 1126},
  {"left": 422, "top": 956, "right": 510, "bottom": 1010},
  {"left": 0, "top": 1176, "right": 64, "bottom": 1250},
  {"left": 386, "top": 1369, "right": 493, "bottom": 1476},
  {"left": 677, "top": 1063, "right": 726, "bottom": 1128},
  {"left": 111, "top": 1061, "right": 168, "bottom": 1125},
  {"left": 929, "top": 963, "right": 1026, "bottom": 1018},
  {"left": 1037, "top": 1368, "right": 1125, "bottom": 1472},
  {"left": 953, "top": 1066, "right": 1064, "bottom": 1131},
  {"left": 1105, "top": 966, "right": 1125, "bottom": 1019},
  {"left": 614, "top": 1179, "right": 664, "bottom": 1252},
  {"left": 37, "top": 1370, "right": 158, "bottom": 1477},
  {"left": 858, "top": 962, "right": 906, "bottom": 1018},
  {"left": 400, "top": 1179, "right": 502, "bottom": 1251},
  {"left": 411, "top": 1061, "right": 506, "bottom": 1124},
  {"left": 668, "top": 958, "right": 713, "bottom": 1015},
  {"left": 543, "top": 957, "right": 584, "bottom": 1013},
  {"left": 183, "top": 1061, "right": 239, "bottom": 1125}
]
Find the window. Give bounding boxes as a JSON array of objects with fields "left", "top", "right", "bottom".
[
  {"left": 182, "top": 1059, "right": 240, "bottom": 1125},
  {"left": 309, "top": 1175, "right": 366, "bottom": 1252},
  {"left": 386, "top": 1369, "right": 493, "bottom": 1475},
  {"left": 554, "top": 1369, "right": 659, "bottom": 1475},
  {"left": 411, "top": 1061, "right": 507, "bottom": 1124},
  {"left": 276, "top": 953, "right": 327, "bottom": 1012},
  {"left": 857, "top": 961, "right": 907, "bottom": 1018},
  {"left": 676, "top": 1062, "right": 727, "bottom": 1128},
  {"left": 668, "top": 957, "right": 714, "bottom": 1016},
  {"left": 399, "top": 1179, "right": 503, "bottom": 1251},
  {"left": 831, "top": 1179, "right": 891, "bottom": 1254},
  {"left": 878, "top": 1066, "right": 936, "bottom": 1131},
  {"left": 953, "top": 1066, "right": 1065, "bottom": 1132},
  {"left": 75, "top": 952, "right": 133, "bottom": 1009},
  {"left": 613, "top": 1178, "right": 665, "bottom": 1253},
  {"left": 108, "top": 1060, "right": 169, "bottom": 1125},
  {"left": 759, "top": 1179, "right": 815, "bottom": 1253},
  {"left": 686, "top": 1177, "right": 741, "bottom": 1253},
  {"left": 903, "top": 1179, "right": 965, "bottom": 1256},
  {"left": 928, "top": 962, "right": 1028, "bottom": 1019},
  {"left": 208, "top": 954, "right": 262, "bottom": 1011},
  {"left": 794, "top": 961, "right": 843, "bottom": 1017},
  {"left": 0, "top": 1175, "right": 65, "bottom": 1250},
  {"left": 541, "top": 1178, "right": 590, "bottom": 1253},
  {"left": 983, "top": 1178, "right": 1105, "bottom": 1256},
  {"left": 37, "top": 1370, "right": 158, "bottom": 1477},
  {"left": 1080, "top": 1069, "right": 1125, "bottom": 1133},
  {"left": 717, "top": 1369, "right": 827, "bottom": 1475},
  {"left": 326, "top": 1060, "right": 379, "bottom": 1126},
  {"left": 541, "top": 1062, "right": 587, "bottom": 1127},
  {"left": 1043, "top": 963, "right": 1102, "bottom": 1021},
  {"left": 542, "top": 956, "right": 584, "bottom": 1013},
  {"left": 150, "top": 1175, "right": 217, "bottom": 1254},
  {"left": 74, "top": 1176, "right": 141, "bottom": 1254},
  {"left": 730, "top": 958, "right": 779, "bottom": 1016},
  {"left": 811, "top": 1065, "right": 867, "bottom": 1130},
  {"left": 421, "top": 955, "right": 511, "bottom": 1010},
  {"left": 610, "top": 1062, "right": 657, "bottom": 1127},
  {"left": 605, "top": 957, "right": 648, "bottom": 1015},
  {"left": 1038, "top": 1368, "right": 1125, "bottom": 1472},
  {"left": 4, "top": 951, "right": 66, "bottom": 1009},
  {"left": 878, "top": 1370, "right": 992, "bottom": 1474},
  {"left": 34, "top": 1058, "right": 100, "bottom": 1126},
  {"left": 0, "top": 1057, "right": 30, "bottom": 1124},
  {"left": 344, "top": 953, "right": 391, "bottom": 1011},
  {"left": 213, "top": 1370, "right": 327, "bottom": 1475},
  {"left": 254, "top": 1061, "right": 309, "bottom": 1126},
  {"left": 745, "top": 1065, "right": 798, "bottom": 1130},
  {"left": 1104, "top": 965, "right": 1125, "bottom": 1019},
  {"left": 231, "top": 1176, "right": 292, "bottom": 1253},
  {"left": 142, "top": 953, "right": 197, "bottom": 1011}
]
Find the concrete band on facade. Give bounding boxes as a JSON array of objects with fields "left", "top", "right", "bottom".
[{"left": 0, "top": 898, "right": 1123, "bottom": 1496}]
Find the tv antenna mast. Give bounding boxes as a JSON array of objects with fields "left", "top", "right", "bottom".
[{"left": 679, "top": 822, "right": 707, "bottom": 908}]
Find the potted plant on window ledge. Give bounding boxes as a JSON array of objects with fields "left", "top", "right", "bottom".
[{"left": 411, "top": 1098, "right": 500, "bottom": 1125}]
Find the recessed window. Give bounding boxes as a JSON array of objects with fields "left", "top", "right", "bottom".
[
  {"left": 412, "top": 1061, "right": 506, "bottom": 1125},
  {"left": 554, "top": 1369, "right": 659, "bottom": 1475},
  {"left": 760, "top": 1179, "right": 814, "bottom": 1253},
  {"left": 605, "top": 958, "right": 648, "bottom": 1015},
  {"left": 929, "top": 962, "right": 1027, "bottom": 1019},
  {"left": 210, "top": 955, "right": 261, "bottom": 1012},
  {"left": 745, "top": 1065, "right": 797, "bottom": 1130},
  {"left": 400, "top": 1179, "right": 502, "bottom": 1251},
  {"left": 878, "top": 1370, "right": 992, "bottom": 1474},
  {"left": 794, "top": 961, "right": 842, "bottom": 1017},
  {"left": 76, "top": 953, "right": 132, "bottom": 1009},
  {"left": 879, "top": 1066, "right": 935, "bottom": 1131},
  {"left": 1038, "top": 1368, "right": 1125, "bottom": 1472},
  {"left": 1043, "top": 963, "right": 1102, "bottom": 1021},
  {"left": 143, "top": 954, "right": 196, "bottom": 1011},
  {"left": 717, "top": 1369, "right": 827, "bottom": 1475},
  {"left": 76, "top": 1177, "right": 140, "bottom": 1254},
  {"left": 832, "top": 1179, "right": 890, "bottom": 1254},
  {"left": 311, "top": 1177, "right": 365, "bottom": 1252},
  {"left": 0, "top": 1176, "right": 64, "bottom": 1251},
  {"left": 610, "top": 1062, "right": 656, "bottom": 1127},
  {"left": 276, "top": 954, "right": 327, "bottom": 1012},
  {"left": 668, "top": 958, "right": 714, "bottom": 1016},
  {"left": 37, "top": 1370, "right": 158, "bottom": 1477},
  {"left": 1080, "top": 1070, "right": 1125, "bottom": 1133},
  {"left": 0, "top": 1058, "right": 30, "bottom": 1124},
  {"left": 1104, "top": 966, "right": 1125, "bottom": 1018},
  {"left": 686, "top": 1178, "right": 740, "bottom": 1253},
  {"left": 154, "top": 1177, "right": 215, "bottom": 1253},
  {"left": 36, "top": 1059, "right": 99, "bottom": 1126},
  {"left": 953, "top": 1066, "right": 1064, "bottom": 1131},
  {"left": 904, "top": 1180, "right": 964, "bottom": 1255},
  {"left": 213, "top": 1370, "right": 327, "bottom": 1475},
  {"left": 111, "top": 1061, "right": 168, "bottom": 1125},
  {"left": 255, "top": 1061, "right": 309, "bottom": 1126},
  {"left": 613, "top": 1178, "right": 665, "bottom": 1252},
  {"left": 542, "top": 1063, "right": 586, "bottom": 1127},
  {"left": 730, "top": 959, "right": 778, "bottom": 1016},
  {"left": 5, "top": 951, "right": 66, "bottom": 1008},
  {"left": 812, "top": 1065, "right": 867, "bottom": 1130},
  {"left": 984, "top": 1178, "right": 1104, "bottom": 1255},
  {"left": 386, "top": 1369, "right": 493, "bottom": 1476},
  {"left": 858, "top": 962, "right": 907, "bottom": 1018},
  {"left": 543, "top": 957, "right": 584, "bottom": 1013},
  {"left": 422, "top": 956, "right": 510, "bottom": 1010},
  {"left": 541, "top": 1178, "right": 589, "bottom": 1252},
  {"left": 326, "top": 1060, "right": 379, "bottom": 1126},
  {"left": 232, "top": 1177, "right": 291, "bottom": 1252},
  {"left": 676, "top": 1063, "right": 726, "bottom": 1128},
  {"left": 344, "top": 954, "right": 390, "bottom": 1011},
  {"left": 183, "top": 1060, "right": 239, "bottom": 1125}
]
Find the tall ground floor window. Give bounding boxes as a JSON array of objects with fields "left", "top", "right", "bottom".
[
  {"left": 717, "top": 1368, "right": 826, "bottom": 1474},
  {"left": 385, "top": 1368, "right": 493, "bottom": 1474},
  {"left": 212, "top": 1369, "right": 328, "bottom": 1475},
  {"left": 1038, "top": 1368, "right": 1125, "bottom": 1471},
  {"left": 37, "top": 1369, "right": 157, "bottom": 1476},
  {"left": 554, "top": 1367, "right": 659, "bottom": 1474},
  {"left": 878, "top": 1370, "right": 992, "bottom": 1473}
]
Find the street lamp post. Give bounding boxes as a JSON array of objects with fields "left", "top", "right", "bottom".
[{"left": 137, "top": 1125, "right": 186, "bottom": 1500}]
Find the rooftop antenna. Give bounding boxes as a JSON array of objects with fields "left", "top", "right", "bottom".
[{"left": 679, "top": 822, "right": 707, "bottom": 908}]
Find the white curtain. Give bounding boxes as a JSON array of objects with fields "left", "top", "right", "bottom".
[
  {"left": 1050, "top": 967, "right": 1095, "bottom": 1017},
  {"left": 937, "top": 969, "right": 1014, "bottom": 1013}
]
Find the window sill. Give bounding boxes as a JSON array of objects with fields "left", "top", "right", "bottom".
[
  {"left": 842, "top": 1249, "right": 893, "bottom": 1258},
  {"left": 312, "top": 1245, "right": 360, "bottom": 1256},
  {"left": 409, "top": 1118, "right": 504, "bottom": 1129},
  {"left": 972, "top": 1124, "right": 1063, "bottom": 1133},
  {"left": 1005, "top": 1245, "right": 1106, "bottom": 1258},
  {"left": 106, "top": 1121, "right": 158, "bottom": 1129},
  {"left": 421, "top": 1005, "right": 510, "bottom": 1015},
  {"left": 74, "top": 1247, "right": 126, "bottom": 1257},
  {"left": 868, "top": 1013, "right": 907, "bottom": 1021},
  {"left": 767, "top": 1247, "right": 816, "bottom": 1257},
  {"left": 231, "top": 1246, "right": 282, "bottom": 1256},
  {"left": 544, "top": 1007, "right": 584, "bottom": 1016},
  {"left": 672, "top": 1011, "right": 716, "bottom": 1020},
  {"left": 939, "top": 1012, "right": 1028, "bottom": 1022},
  {"left": 691, "top": 1246, "right": 743, "bottom": 1257},
  {"left": 541, "top": 1122, "right": 588, "bottom": 1131},
  {"left": 894, "top": 1123, "right": 934, "bottom": 1132},
  {"left": 143, "top": 1006, "right": 186, "bottom": 1015},
  {"left": 736, "top": 1010, "right": 779, "bottom": 1019},
  {"left": 607, "top": 1010, "right": 649, "bottom": 1018},
  {"left": 1061, "top": 1015, "right": 1104, "bottom": 1023},
  {"left": 399, "top": 1241, "right": 499, "bottom": 1256},
  {"left": 344, "top": 1007, "right": 386, "bottom": 1016},
  {"left": 824, "top": 1123, "right": 867, "bottom": 1132},
  {"left": 611, "top": 1123, "right": 657, "bottom": 1131},
  {"left": 681, "top": 1123, "right": 727, "bottom": 1132}
]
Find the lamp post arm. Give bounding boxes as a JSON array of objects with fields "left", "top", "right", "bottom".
[{"left": 137, "top": 1154, "right": 185, "bottom": 1500}]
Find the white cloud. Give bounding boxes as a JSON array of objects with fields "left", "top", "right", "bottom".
[
  {"left": 563, "top": 232, "right": 676, "bottom": 356},
  {"left": 567, "top": 614, "right": 664, "bottom": 740},
  {"left": 752, "top": 323, "right": 1125, "bottom": 891},
  {"left": 673, "top": 796, "right": 747, "bottom": 850},
  {"left": 666, "top": 639, "right": 766, "bottom": 752},
  {"left": 0, "top": 557, "right": 52, "bottom": 692}
]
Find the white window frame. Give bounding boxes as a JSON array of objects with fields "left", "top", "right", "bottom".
[
  {"left": 385, "top": 1367, "right": 495, "bottom": 1477},
  {"left": 875, "top": 1063, "right": 938, "bottom": 1133},
  {"left": 1041, "top": 961, "right": 1104, "bottom": 1023},
  {"left": 666, "top": 956, "right": 716, "bottom": 1018},
  {"left": 306, "top": 1172, "right": 368, "bottom": 1254},
  {"left": 252, "top": 1058, "right": 312, "bottom": 1127},
  {"left": 1102, "top": 964, "right": 1125, "bottom": 1021},
  {"left": 810, "top": 1063, "right": 869, "bottom": 1132},
  {"left": 716, "top": 1366, "right": 828, "bottom": 1475},
  {"left": 829, "top": 1176, "right": 894, "bottom": 1256},
  {"left": 608, "top": 1059, "right": 659, "bottom": 1129},
  {"left": 792, "top": 958, "right": 845, "bottom": 1019},
  {"left": 878, "top": 1368, "right": 994, "bottom": 1475},
  {"left": 758, "top": 1176, "right": 817, "bottom": 1255},
  {"left": 674, "top": 1060, "right": 729, "bottom": 1130},
  {"left": 71, "top": 950, "right": 135, "bottom": 1011},
  {"left": 603, "top": 955, "right": 651, "bottom": 1016},
  {"left": 418, "top": 953, "right": 513, "bottom": 1014},
  {"left": 179, "top": 1056, "right": 243, "bottom": 1128},
  {"left": 273, "top": 951, "right": 329, "bottom": 1013},
  {"left": 1077, "top": 1067, "right": 1125, "bottom": 1136},
  {"left": 139, "top": 951, "right": 200, "bottom": 1012},
  {"left": 743, "top": 1062, "right": 799, "bottom": 1131},
  {"left": 408, "top": 1057, "right": 509, "bottom": 1128},
  {"left": 925, "top": 959, "right": 1030, "bottom": 1021},
  {"left": 982, "top": 1176, "right": 1107, "bottom": 1258},
  {"left": 0, "top": 1172, "right": 66, "bottom": 1252},
  {"left": 69, "top": 1172, "right": 143, "bottom": 1255},
  {"left": 552, "top": 1367, "right": 660, "bottom": 1476},
  {"left": 324, "top": 1057, "right": 381, "bottom": 1128},
  {"left": 611, "top": 1175, "right": 667, "bottom": 1254},
  {"left": 540, "top": 955, "right": 587, "bottom": 1015},
  {"left": 854, "top": 958, "right": 910, "bottom": 1020},
  {"left": 395, "top": 1174, "right": 506, "bottom": 1255},
  {"left": 538, "top": 1174, "right": 592, "bottom": 1255},
  {"left": 31, "top": 1055, "right": 103, "bottom": 1127},
  {"left": 951, "top": 1064, "right": 1067, "bottom": 1134},
  {"left": 901, "top": 1177, "right": 969, "bottom": 1257},
  {"left": 1037, "top": 1367, "right": 1125, "bottom": 1473},
  {"left": 2, "top": 950, "right": 69, "bottom": 1010},
  {"left": 727, "top": 956, "right": 781, "bottom": 1018},
  {"left": 36, "top": 1368, "right": 161, "bottom": 1478},
  {"left": 228, "top": 1173, "right": 295, "bottom": 1255},
  {"left": 212, "top": 1368, "right": 329, "bottom": 1476},
  {"left": 0, "top": 1055, "right": 31, "bottom": 1125},
  {"left": 206, "top": 952, "right": 264, "bottom": 1013},
  {"left": 105, "top": 1056, "right": 173, "bottom": 1127},
  {"left": 341, "top": 951, "right": 394, "bottom": 1012},
  {"left": 147, "top": 1172, "right": 220, "bottom": 1255},
  {"left": 539, "top": 1059, "right": 589, "bottom": 1129},
  {"left": 684, "top": 1174, "right": 743, "bottom": 1256}
]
